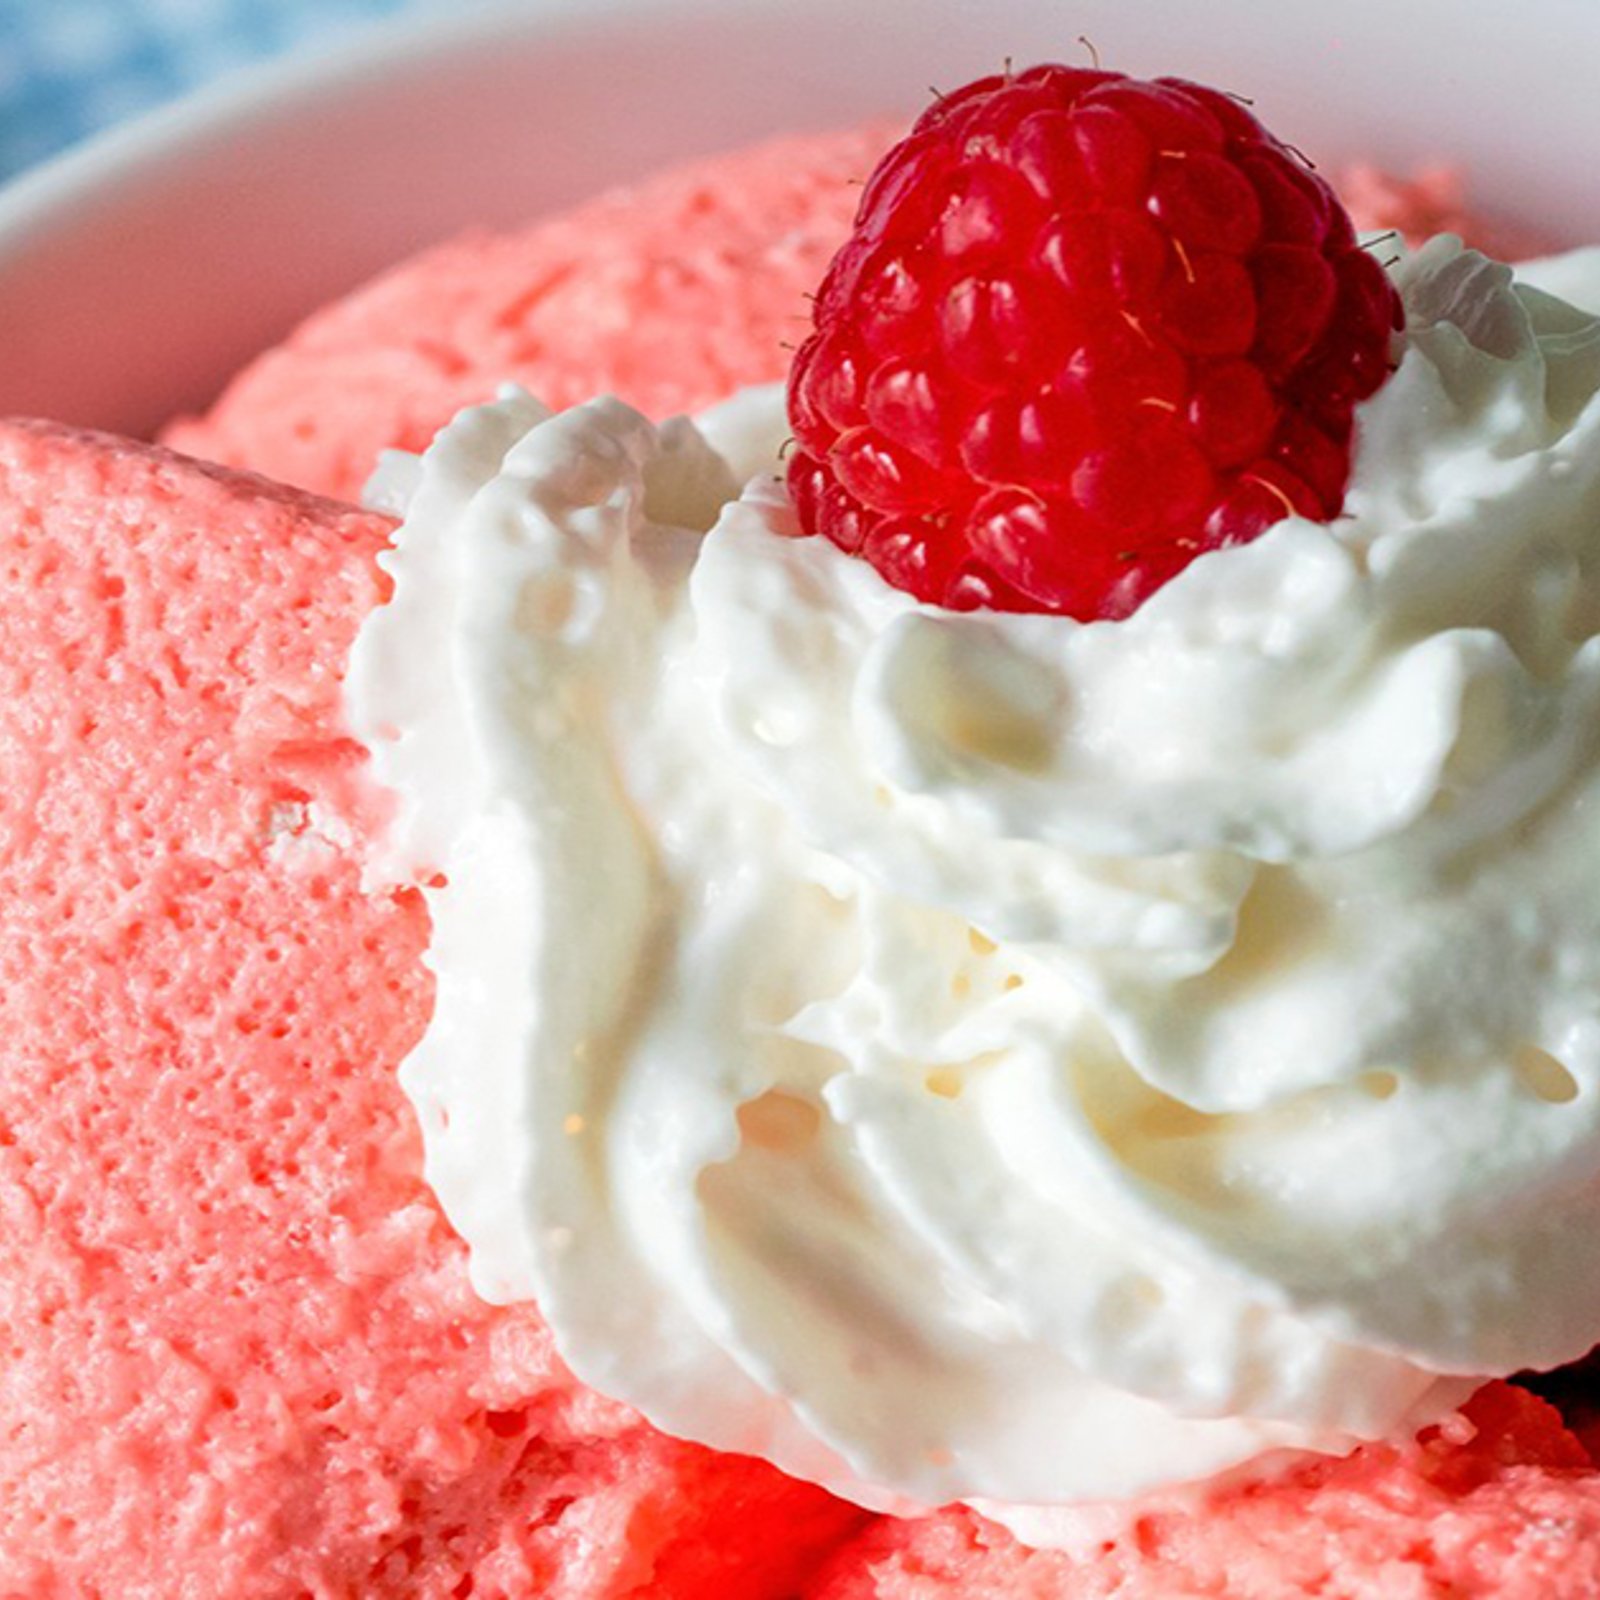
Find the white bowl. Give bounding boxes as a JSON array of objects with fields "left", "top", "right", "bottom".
[{"left": 1, "top": 0, "right": 1596, "bottom": 439}]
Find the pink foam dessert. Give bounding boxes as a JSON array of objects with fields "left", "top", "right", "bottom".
[
  {"left": 165, "top": 125, "right": 1521, "bottom": 505},
  {"left": 164, "top": 125, "right": 898, "bottom": 504},
  {"left": 0, "top": 419, "right": 863, "bottom": 1597},
  {"left": 809, "top": 1387, "right": 1600, "bottom": 1599},
  {"left": 5, "top": 117, "right": 1599, "bottom": 1597}
]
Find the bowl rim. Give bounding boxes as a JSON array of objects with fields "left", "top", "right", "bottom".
[{"left": 5, "top": 0, "right": 1597, "bottom": 439}]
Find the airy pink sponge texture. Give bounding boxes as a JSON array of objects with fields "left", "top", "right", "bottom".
[
  {"left": 813, "top": 1387, "right": 1600, "bottom": 1599},
  {"left": 164, "top": 124, "right": 1529, "bottom": 509},
  {"left": 0, "top": 419, "right": 864, "bottom": 1599},
  {"left": 165, "top": 124, "right": 898, "bottom": 504}
]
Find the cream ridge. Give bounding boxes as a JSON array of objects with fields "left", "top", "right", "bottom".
[{"left": 345, "top": 240, "right": 1600, "bottom": 1521}]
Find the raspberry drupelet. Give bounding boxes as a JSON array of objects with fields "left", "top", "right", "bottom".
[{"left": 786, "top": 65, "right": 1404, "bottom": 619}]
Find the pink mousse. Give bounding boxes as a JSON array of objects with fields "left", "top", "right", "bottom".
[
  {"left": 0, "top": 419, "right": 864, "bottom": 1598},
  {"left": 165, "top": 125, "right": 1530, "bottom": 508},
  {"left": 811, "top": 1387, "right": 1600, "bottom": 1598},
  {"left": 164, "top": 125, "right": 899, "bottom": 504}
]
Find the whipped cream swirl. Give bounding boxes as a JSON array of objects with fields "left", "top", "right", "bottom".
[{"left": 347, "top": 240, "right": 1600, "bottom": 1515}]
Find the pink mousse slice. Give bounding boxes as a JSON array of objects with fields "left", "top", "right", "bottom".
[
  {"left": 812, "top": 1387, "right": 1600, "bottom": 1599},
  {"left": 0, "top": 419, "right": 864, "bottom": 1599},
  {"left": 164, "top": 125, "right": 1532, "bottom": 507}
]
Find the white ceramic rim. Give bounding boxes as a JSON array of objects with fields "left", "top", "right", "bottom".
[{"left": 2, "top": 0, "right": 1597, "bottom": 436}]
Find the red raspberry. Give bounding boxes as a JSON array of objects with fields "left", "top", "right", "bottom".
[{"left": 786, "top": 66, "right": 1404, "bottom": 619}]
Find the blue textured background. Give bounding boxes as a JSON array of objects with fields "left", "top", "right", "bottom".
[{"left": 0, "top": 0, "right": 451, "bottom": 181}]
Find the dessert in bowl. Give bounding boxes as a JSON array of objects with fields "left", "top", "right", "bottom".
[{"left": 4, "top": 5, "right": 1600, "bottom": 1596}]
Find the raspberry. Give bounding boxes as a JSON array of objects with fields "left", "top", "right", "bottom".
[{"left": 786, "top": 66, "right": 1404, "bottom": 619}]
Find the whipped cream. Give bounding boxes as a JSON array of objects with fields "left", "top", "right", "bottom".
[{"left": 346, "top": 239, "right": 1600, "bottom": 1519}]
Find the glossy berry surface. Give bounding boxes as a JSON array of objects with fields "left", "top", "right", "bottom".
[{"left": 786, "top": 65, "right": 1404, "bottom": 619}]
